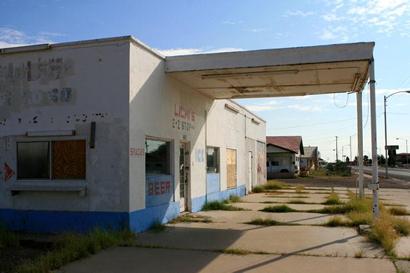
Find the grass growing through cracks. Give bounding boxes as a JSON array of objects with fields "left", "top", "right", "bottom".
[
  {"left": 260, "top": 205, "right": 296, "bottom": 213},
  {"left": 252, "top": 180, "right": 289, "bottom": 193},
  {"left": 322, "top": 192, "right": 343, "bottom": 205},
  {"left": 202, "top": 200, "right": 245, "bottom": 211},
  {"left": 16, "top": 229, "right": 135, "bottom": 273},
  {"left": 389, "top": 207, "right": 410, "bottom": 216}
]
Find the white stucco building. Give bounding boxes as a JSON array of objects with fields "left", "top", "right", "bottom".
[{"left": 0, "top": 36, "right": 266, "bottom": 233}]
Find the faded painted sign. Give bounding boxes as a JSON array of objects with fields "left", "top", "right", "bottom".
[
  {"left": 146, "top": 175, "right": 173, "bottom": 207},
  {"left": 129, "top": 147, "right": 144, "bottom": 157},
  {"left": 172, "top": 104, "right": 196, "bottom": 132},
  {"left": 0, "top": 57, "right": 75, "bottom": 123}
]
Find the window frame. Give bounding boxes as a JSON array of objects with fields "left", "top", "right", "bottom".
[
  {"left": 16, "top": 137, "right": 87, "bottom": 182},
  {"left": 206, "top": 146, "right": 220, "bottom": 174},
  {"left": 145, "top": 137, "right": 172, "bottom": 176}
]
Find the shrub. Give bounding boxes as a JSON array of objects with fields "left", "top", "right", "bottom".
[
  {"left": 325, "top": 161, "right": 351, "bottom": 176},
  {"left": 260, "top": 205, "right": 296, "bottom": 213},
  {"left": 347, "top": 211, "right": 372, "bottom": 226},
  {"left": 369, "top": 213, "right": 398, "bottom": 255}
]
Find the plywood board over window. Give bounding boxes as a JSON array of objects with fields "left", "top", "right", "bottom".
[
  {"left": 52, "top": 140, "right": 86, "bottom": 179},
  {"left": 226, "top": 148, "right": 237, "bottom": 188}
]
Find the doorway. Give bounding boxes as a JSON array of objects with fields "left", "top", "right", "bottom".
[{"left": 179, "top": 142, "right": 190, "bottom": 211}]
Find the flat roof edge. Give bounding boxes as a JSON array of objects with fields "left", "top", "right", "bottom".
[
  {"left": 165, "top": 42, "right": 375, "bottom": 72},
  {"left": 0, "top": 35, "right": 164, "bottom": 59}
]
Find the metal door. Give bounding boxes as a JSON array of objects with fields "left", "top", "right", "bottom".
[{"left": 179, "top": 142, "right": 190, "bottom": 211}]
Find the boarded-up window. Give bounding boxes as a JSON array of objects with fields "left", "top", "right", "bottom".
[
  {"left": 52, "top": 140, "right": 86, "bottom": 179},
  {"left": 17, "top": 140, "right": 86, "bottom": 180},
  {"left": 226, "top": 148, "right": 237, "bottom": 188}
]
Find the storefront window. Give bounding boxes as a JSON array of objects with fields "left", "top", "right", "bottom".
[
  {"left": 206, "top": 147, "right": 219, "bottom": 173},
  {"left": 145, "top": 139, "right": 171, "bottom": 175}
]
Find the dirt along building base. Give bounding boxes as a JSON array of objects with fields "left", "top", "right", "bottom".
[{"left": 0, "top": 36, "right": 266, "bottom": 233}]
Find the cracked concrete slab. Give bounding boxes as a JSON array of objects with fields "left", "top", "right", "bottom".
[
  {"left": 196, "top": 210, "right": 344, "bottom": 225},
  {"left": 136, "top": 223, "right": 385, "bottom": 258},
  {"left": 59, "top": 247, "right": 395, "bottom": 273}
]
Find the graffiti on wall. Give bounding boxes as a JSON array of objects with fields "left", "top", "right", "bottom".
[
  {"left": 3, "top": 163, "right": 15, "bottom": 182},
  {"left": 172, "top": 104, "right": 196, "bottom": 132}
]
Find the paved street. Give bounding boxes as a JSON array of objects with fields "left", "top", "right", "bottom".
[
  {"left": 353, "top": 166, "right": 410, "bottom": 181},
  {"left": 58, "top": 186, "right": 410, "bottom": 273}
]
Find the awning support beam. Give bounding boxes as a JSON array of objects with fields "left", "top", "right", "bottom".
[
  {"left": 356, "top": 91, "right": 364, "bottom": 198},
  {"left": 369, "top": 58, "right": 380, "bottom": 217}
]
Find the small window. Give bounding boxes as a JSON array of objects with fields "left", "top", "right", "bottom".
[
  {"left": 271, "top": 161, "right": 279, "bottom": 166},
  {"left": 146, "top": 139, "right": 171, "bottom": 175},
  {"left": 17, "top": 140, "right": 86, "bottom": 180},
  {"left": 206, "top": 147, "right": 219, "bottom": 173},
  {"left": 17, "top": 142, "right": 50, "bottom": 179}
]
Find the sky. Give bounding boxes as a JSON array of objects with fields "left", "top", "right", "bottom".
[{"left": 1, "top": 0, "right": 409, "bottom": 162}]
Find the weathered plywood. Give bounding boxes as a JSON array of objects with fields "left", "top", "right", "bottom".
[
  {"left": 52, "top": 140, "right": 86, "bottom": 179},
  {"left": 226, "top": 148, "right": 237, "bottom": 188}
]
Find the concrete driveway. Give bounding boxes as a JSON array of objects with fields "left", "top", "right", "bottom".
[{"left": 59, "top": 186, "right": 406, "bottom": 273}]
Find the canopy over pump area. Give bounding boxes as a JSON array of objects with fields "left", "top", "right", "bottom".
[{"left": 165, "top": 41, "right": 381, "bottom": 216}]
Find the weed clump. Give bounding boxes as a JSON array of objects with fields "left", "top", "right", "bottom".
[
  {"left": 260, "top": 205, "right": 296, "bottom": 213},
  {"left": 202, "top": 200, "right": 245, "bottom": 211},
  {"left": 323, "top": 192, "right": 342, "bottom": 205},
  {"left": 246, "top": 218, "right": 281, "bottom": 226},
  {"left": 16, "top": 229, "right": 135, "bottom": 273}
]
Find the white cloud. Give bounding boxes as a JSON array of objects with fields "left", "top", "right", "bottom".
[
  {"left": 284, "top": 10, "right": 315, "bottom": 17},
  {"left": 157, "top": 47, "right": 243, "bottom": 56},
  {"left": 222, "top": 20, "right": 242, "bottom": 25},
  {"left": 0, "top": 27, "right": 60, "bottom": 48},
  {"left": 319, "top": 0, "right": 410, "bottom": 40},
  {"left": 244, "top": 27, "right": 268, "bottom": 33}
]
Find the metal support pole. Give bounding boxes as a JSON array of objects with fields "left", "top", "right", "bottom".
[
  {"left": 369, "top": 59, "right": 380, "bottom": 217},
  {"left": 335, "top": 136, "right": 339, "bottom": 161},
  {"left": 384, "top": 96, "right": 389, "bottom": 178},
  {"left": 356, "top": 91, "right": 364, "bottom": 198}
]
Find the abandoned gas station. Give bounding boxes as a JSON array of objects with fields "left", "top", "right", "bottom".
[{"left": 0, "top": 36, "right": 379, "bottom": 233}]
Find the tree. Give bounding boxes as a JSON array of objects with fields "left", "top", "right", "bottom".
[{"left": 345, "top": 156, "right": 350, "bottom": 163}]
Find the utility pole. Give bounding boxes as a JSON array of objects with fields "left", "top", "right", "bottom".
[{"left": 335, "top": 136, "right": 339, "bottom": 162}]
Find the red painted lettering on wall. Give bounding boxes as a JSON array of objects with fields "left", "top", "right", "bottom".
[
  {"left": 174, "top": 104, "right": 195, "bottom": 122},
  {"left": 148, "top": 181, "right": 171, "bottom": 196},
  {"left": 129, "top": 147, "right": 144, "bottom": 157}
]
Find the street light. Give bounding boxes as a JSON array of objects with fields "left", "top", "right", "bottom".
[
  {"left": 396, "top": 137, "right": 409, "bottom": 165},
  {"left": 384, "top": 90, "right": 410, "bottom": 178}
]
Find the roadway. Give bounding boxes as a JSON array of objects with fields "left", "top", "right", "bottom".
[{"left": 353, "top": 166, "right": 410, "bottom": 181}]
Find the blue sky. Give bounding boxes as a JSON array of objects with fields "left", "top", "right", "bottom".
[{"left": 1, "top": 0, "right": 409, "bottom": 161}]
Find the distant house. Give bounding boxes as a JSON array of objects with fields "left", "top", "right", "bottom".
[
  {"left": 266, "top": 136, "right": 304, "bottom": 178},
  {"left": 397, "top": 153, "right": 410, "bottom": 165},
  {"left": 300, "top": 146, "right": 319, "bottom": 173}
]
